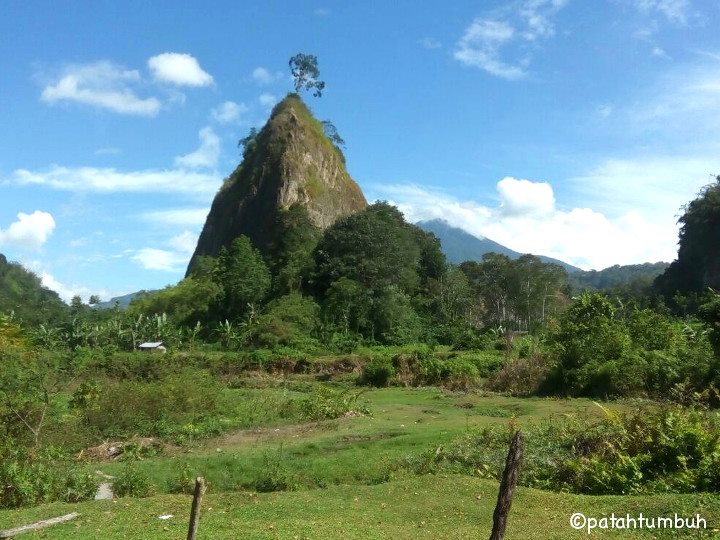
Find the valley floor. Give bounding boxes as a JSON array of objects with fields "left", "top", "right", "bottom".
[{"left": 2, "top": 387, "right": 717, "bottom": 538}]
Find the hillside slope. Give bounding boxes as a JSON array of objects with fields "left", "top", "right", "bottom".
[{"left": 0, "top": 254, "right": 66, "bottom": 323}]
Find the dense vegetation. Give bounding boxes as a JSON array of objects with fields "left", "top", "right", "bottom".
[
  {"left": 0, "top": 254, "right": 66, "bottom": 325},
  {"left": 2, "top": 86, "right": 720, "bottom": 540}
]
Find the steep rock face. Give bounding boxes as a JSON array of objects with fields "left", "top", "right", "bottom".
[{"left": 187, "top": 95, "right": 367, "bottom": 274}]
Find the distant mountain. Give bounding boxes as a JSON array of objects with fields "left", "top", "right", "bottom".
[
  {"left": 417, "top": 219, "right": 581, "bottom": 273},
  {"left": 94, "top": 290, "right": 155, "bottom": 310},
  {"left": 570, "top": 262, "right": 669, "bottom": 292}
]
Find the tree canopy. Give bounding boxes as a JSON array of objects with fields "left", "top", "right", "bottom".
[
  {"left": 289, "top": 53, "right": 325, "bottom": 97},
  {"left": 655, "top": 177, "right": 720, "bottom": 300}
]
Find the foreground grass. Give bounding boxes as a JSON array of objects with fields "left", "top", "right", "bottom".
[{"left": 1, "top": 475, "right": 717, "bottom": 539}]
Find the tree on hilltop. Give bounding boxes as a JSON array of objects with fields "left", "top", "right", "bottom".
[{"left": 289, "top": 53, "right": 325, "bottom": 97}]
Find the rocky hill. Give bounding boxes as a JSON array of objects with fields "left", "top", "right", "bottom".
[{"left": 187, "top": 94, "right": 367, "bottom": 273}]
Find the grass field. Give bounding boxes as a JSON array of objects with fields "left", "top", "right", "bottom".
[{"left": 2, "top": 385, "right": 717, "bottom": 538}]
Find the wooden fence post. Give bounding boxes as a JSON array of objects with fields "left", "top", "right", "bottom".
[
  {"left": 187, "top": 477, "right": 207, "bottom": 540},
  {"left": 489, "top": 430, "right": 523, "bottom": 540}
]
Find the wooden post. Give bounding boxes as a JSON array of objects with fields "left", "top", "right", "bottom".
[
  {"left": 489, "top": 430, "right": 523, "bottom": 540},
  {"left": 186, "top": 477, "right": 207, "bottom": 540}
]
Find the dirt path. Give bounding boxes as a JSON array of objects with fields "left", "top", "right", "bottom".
[{"left": 205, "top": 420, "right": 341, "bottom": 451}]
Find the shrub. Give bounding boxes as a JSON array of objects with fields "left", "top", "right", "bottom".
[
  {"left": 360, "top": 357, "right": 396, "bottom": 387},
  {"left": 403, "top": 404, "right": 720, "bottom": 495},
  {"left": 254, "top": 449, "right": 299, "bottom": 492},
  {"left": 0, "top": 444, "right": 97, "bottom": 508},
  {"left": 113, "top": 463, "right": 156, "bottom": 498},
  {"left": 80, "top": 369, "right": 224, "bottom": 439},
  {"left": 167, "top": 462, "right": 196, "bottom": 494},
  {"left": 488, "top": 354, "right": 550, "bottom": 394},
  {"left": 296, "top": 386, "right": 369, "bottom": 420}
]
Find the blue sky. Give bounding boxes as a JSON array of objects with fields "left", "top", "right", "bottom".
[{"left": 1, "top": 0, "right": 720, "bottom": 301}]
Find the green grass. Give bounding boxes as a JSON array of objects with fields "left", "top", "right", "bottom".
[
  {"left": 4, "top": 379, "right": 696, "bottom": 539},
  {"left": 81, "top": 386, "right": 604, "bottom": 494},
  {"left": 1, "top": 475, "right": 717, "bottom": 539}
]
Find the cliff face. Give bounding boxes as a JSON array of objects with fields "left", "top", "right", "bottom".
[{"left": 186, "top": 94, "right": 367, "bottom": 274}]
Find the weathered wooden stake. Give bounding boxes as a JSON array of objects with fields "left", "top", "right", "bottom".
[
  {"left": 186, "top": 476, "right": 207, "bottom": 540},
  {"left": 489, "top": 430, "right": 523, "bottom": 540},
  {"left": 0, "top": 512, "right": 79, "bottom": 538}
]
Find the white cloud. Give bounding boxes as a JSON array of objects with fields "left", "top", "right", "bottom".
[
  {"left": 314, "top": 8, "right": 330, "bottom": 16},
  {"left": 374, "top": 176, "right": 682, "bottom": 270},
  {"left": 252, "top": 67, "right": 283, "bottom": 85},
  {"left": 174, "top": 127, "right": 220, "bottom": 169},
  {"left": 132, "top": 248, "right": 187, "bottom": 272},
  {"left": 0, "top": 211, "right": 56, "bottom": 250},
  {"left": 597, "top": 104, "right": 614, "bottom": 118},
  {"left": 618, "top": 63, "right": 720, "bottom": 143},
  {"left": 39, "top": 270, "right": 113, "bottom": 303},
  {"left": 40, "top": 61, "right": 161, "bottom": 116},
  {"left": 211, "top": 101, "right": 248, "bottom": 124},
  {"left": 168, "top": 231, "right": 198, "bottom": 254},
  {"left": 454, "top": 0, "right": 568, "bottom": 79},
  {"left": 9, "top": 166, "right": 221, "bottom": 196},
  {"left": 570, "top": 156, "right": 718, "bottom": 219},
  {"left": 497, "top": 177, "right": 555, "bottom": 216},
  {"left": 132, "top": 231, "right": 197, "bottom": 272},
  {"left": 140, "top": 208, "right": 209, "bottom": 226},
  {"left": 259, "top": 93, "right": 278, "bottom": 108},
  {"left": 147, "top": 53, "right": 214, "bottom": 87},
  {"left": 630, "top": 0, "right": 692, "bottom": 24},
  {"left": 454, "top": 19, "right": 525, "bottom": 80},
  {"left": 520, "top": 0, "right": 568, "bottom": 40}
]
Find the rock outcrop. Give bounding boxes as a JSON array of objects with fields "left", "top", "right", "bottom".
[{"left": 186, "top": 94, "right": 367, "bottom": 274}]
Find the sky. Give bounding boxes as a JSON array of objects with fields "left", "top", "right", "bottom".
[{"left": 2, "top": 0, "right": 720, "bottom": 302}]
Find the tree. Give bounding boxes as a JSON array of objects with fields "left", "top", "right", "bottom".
[
  {"left": 546, "top": 292, "right": 630, "bottom": 395},
  {"left": 289, "top": 53, "right": 325, "bottom": 97},
  {"left": 460, "top": 253, "right": 567, "bottom": 330},
  {"left": 321, "top": 120, "right": 345, "bottom": 148},
  {"left": 88, "top": 295, "right": 100, "bottom": 305},
  {"left": 313, "top": 202, "right": 443, "bottom": 296},
  {"left": 655, "top": 177, "right": 720, "bottom": 300},
  {"left": 269, "top": 204, "right": 321, "bottom": 295},
  {"left": 312, "top": 202, "right": 445, "bottom": 343},
  {"left": 238, "top": 127, "right": 259, "bottom": 159},
  {"left": 216, "top": 236, "right": 271, "bottom": 320}
]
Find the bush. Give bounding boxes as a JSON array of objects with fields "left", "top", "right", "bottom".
[
  {"left": 296, "top": 386, "right": 369, "bottom": 420},
  {"left": 167, "top": 462, "right": 196, "bottom": 494},
  {"left": 0, "top": 444, "right": 97, "bottom": 508},
  {"left": 488, "top": 354, "right": 550, "bottom": 394},
  {"left": 403, "top": 404, "right": 720, "bottom": 495},
  {"left": 254, "top": 449, "right": 299, "bottom": 492},
  {"left": 80, "top": 369, "right": 224, "bottom": 439},
  {"left": 113, "top": 463, "right": 156, "bottom": 498},
  {"left": 359, "top": 357, "right": 395, "bottom": 387}
]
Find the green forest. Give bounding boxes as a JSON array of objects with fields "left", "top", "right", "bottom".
[{"left": 2, "top": 89, "right": 720, "bottom": 538}]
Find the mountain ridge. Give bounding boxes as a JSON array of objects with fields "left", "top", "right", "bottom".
[{"left": 417, "top": 218, "right": 581, "bottom": 272}]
